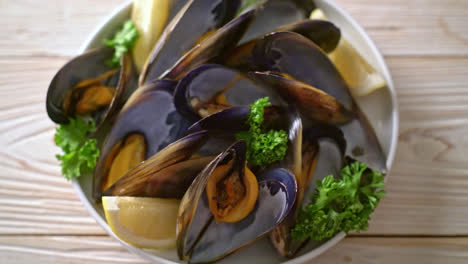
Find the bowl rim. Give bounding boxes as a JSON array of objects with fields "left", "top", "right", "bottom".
[{"left": 72, "top": 0, "right": 399, "bottom": 263}]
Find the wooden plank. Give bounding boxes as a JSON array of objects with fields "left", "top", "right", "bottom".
[
  {"left": 0, "top": 0, "right": 127, "bottom": 57},
  {"left": 1, "top": 236, "right": 468, "bottom": 264},
  {"left": 0, "top": 0, "right": 467, "bottom": 57},
  {"left": 365, "top": 57, "right": 468, "bottom": 235},
  {"left": 0, "top": 56, "right": 468, "bottom": 235},
  {"left": 335, "top": 0, "right": 468, "bottom": 56}
]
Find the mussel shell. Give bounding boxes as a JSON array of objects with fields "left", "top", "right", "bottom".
[
  {"left": 270, "top": 123, "right": 347, "bottom": 257},
  {"left": 174, "top": 64, "right": 282, "bottom": 121},
  {"left": 177, "top": 141, "right": 298, "bottom": 263},
  {"left": 47, "top": 47, "right": 134, "bottom": 126},
  {"left": 140, "top": 0, "right": 241, "bottom": 85},
  {"left": 251, "top": 31, "right": 352, "bottom": 109},
  {"left": 239, "top": 0, "right": 306, "bottom": 43},
  {"left": 280, "top": 136, "right": 346, "bottom": 257},
  {"left": 102, "top": 130, "right": 209, "bottom": 197},
  {"left": 163, "top": 9, "right": 256, "bottom": 81},
  {"left": 340, "top": 108, "right": 387, "bottom": 172},
  {"left": 250, "top": 31, "right": 387, "bottom": 172},
  {"left": 303, "top": 123, "right": 346, "bottom": 155},
  {"left": 291, "top": 0, "right": 316, "bottom": 15},
  {"left": 250, "top": 71, "right": 354, "bottom": 124},
  {"left": 93, "top": 80, "right": 191, "bottom": 198},
  {"left": 189, "top": 168, "right": 297, "bottom": 264},
  {"left": 225, "top": 20, "right": 341, "bottom": 71},
  {"left": 177, "top": 140, "right": 247, "bottom": 259},
  {"left": 186, "top": 106, "right": 250, "bottom": 135},
  {"left": 276, "top": 20, "right": 341, "bottom": 53}
]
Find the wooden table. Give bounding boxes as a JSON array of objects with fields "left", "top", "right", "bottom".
[{"left": 1, "top": 0, "right": 468, "bottom": 263}]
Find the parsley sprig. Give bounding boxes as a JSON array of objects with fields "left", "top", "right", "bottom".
[
  {"left": 236, "top": 97, "right": 288, "bottom": 167},
  {"left": 291, "top": 161, "right": 385, "bottom": 241},
  {"left": 55, "top": 118, "right": 100, "bottom": 180},
  {"left": 105, "top": 20, "right": 139, "bottom": 67}
]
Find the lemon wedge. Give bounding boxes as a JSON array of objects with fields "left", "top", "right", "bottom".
[
  {"left": 310, "top": 9, "right": 386, "bottom": 97},
  {"left": 102, "top": 196, "right": 180, "bottom": 249},
  {"left": 310, "top": 8, "right": 327, "bottom": 20},
  {"left": 131, "top": 0, "right": 172, "bottom": 72}
]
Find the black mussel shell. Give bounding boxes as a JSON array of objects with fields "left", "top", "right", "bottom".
[
  {"left": 140, "top": 0, "right": 241, "bottom": 85},
  {"left": 93, "top": 80, "right": 191, "bottom": 198}
]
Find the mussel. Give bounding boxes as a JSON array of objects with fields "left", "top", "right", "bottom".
[
  {"left": 241, "top": 31, "right": 386, "bottom": 172},
  {"left": 225, "top": 19, "right": 341, "bottom": 71},
  {"left": 102, "top": 130, "right": 209, "bottom": 198},
  {"left": 93, "top": 80, "right": 191, "bottom": 198},
  {"left": 270, "top": 124, "right": 347, "bottom": 257},
  {"left": 250, "top": 71, "right": 354, "bottom": 124},
  {"left": 238, "top": 0, "right": 307, "bottom": 43},
  {"left": 174, "top": 64, "right": 283, "bottom": 121},
  {"left": 140, "top": 0, "right": 241, "bottom": 85},
  {"left": 163, "top": 10, "right": 256, "bottom": 81},
  {"left": 47, "top": 48, "right": 135, "bottom": 129},
  {"left": 177, "top": 141, "right": 298, "bottom": 263}
]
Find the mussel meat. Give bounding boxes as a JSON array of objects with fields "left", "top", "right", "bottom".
[
  {"left": 103, "top": 130, "right": 209, "bottom": 198},
  {"left": 177, "top": 141, "right": 297, "bottom": 263},
  {"left": 47, "top": 48, "right": 135, "bottom": 129},
  {"left": 93, "top": 80, "right": 191, "bottom": 198}
]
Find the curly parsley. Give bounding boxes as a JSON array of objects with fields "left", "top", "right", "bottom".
[
  {"left": 236, "top": 97, "right": 288, "bottom": 167},
  {"left": 55, "top": 118, "right": 100, "bottom": 180},
  {"left": 105, "top": 20, "right": 139, "bottom": 67},
  {"left": 291, "top": 161, "right": 385, "bottom": 241}
]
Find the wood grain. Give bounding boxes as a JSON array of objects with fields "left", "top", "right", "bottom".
[
  {"left": 334, "top": 0, "right": 468, "bottom": 56},
  {"left": 1, "top": 0, "right": 468, "bottom": 263},
  {"left": 2, "top": 236, "right": 468, "bottom": 264},
  {"left": 1, "top": 0, "right": 467, "bottom": 58}
]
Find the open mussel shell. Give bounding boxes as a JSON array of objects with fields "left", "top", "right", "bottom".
[
  {"left": 93, "top": 80, "right": 192, "bottom": 198},
  {"left": 163, "top": 9, "right": 256, "bottom": 81},
  {"left": 250, "top": 31, "right": 387, "bottom": 172},
  {"left": 239, "top": 0, "right": 306, "bottom": 43},
  {"left": 225, "top": 19, "right": 341, "bottom": 71},
  {"left": 174, "top": 64, "right": 282, "bottom": 121},
  {"left": 276, "top": 20, "right": 341, "bottom": 53},
  {"left": 186, "top": 106, "right": 250, "bottom": 135},
  {"left": 250, "top": 71, "right": 354, "bottom": 124},
  {"left": 47, "top": 48, "right": 134, "bottom": 127},
  {"left": 102, "top": 130, "right": 209, "bottom": 198},
  {"left": 139, "top": 0, "right": 241, "bottom": 85},
  {"left": 177, "top": 141, "right": 297, "bottom": 263},
  {"left": 270, "top": 117, "right": 349, "bottom": 257},
  {"left": 251, "top": 31, "right": 353, "bottom": 108}
]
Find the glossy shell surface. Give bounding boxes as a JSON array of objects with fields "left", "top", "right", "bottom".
[{"left": 72, "top": 1, "right": 398, "bottom": 263}]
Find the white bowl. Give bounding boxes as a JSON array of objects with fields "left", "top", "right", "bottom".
[{"left": 72, "top": 0, "right": 399, "bottom": 263}]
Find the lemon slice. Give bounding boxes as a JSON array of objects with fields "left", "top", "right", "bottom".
[
  {"left": 310, "top": 8, "right": 327, "bottom": 20},
  {"left": 310, "top": 9, "right": 387, "bottom": 97},
  {"left": 102, "top": 196, "right": 180, "bottom": 249},
  {"left": 131, "top": 0, "right": 172, "bottom": 72}
]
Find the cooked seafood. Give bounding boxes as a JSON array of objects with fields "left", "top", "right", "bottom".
[
  {"left": 47, "top": 49, "right": 135, "bottom": 129},
  {"left": 47, "top": 0, "right": 387, "bottom": 262}
]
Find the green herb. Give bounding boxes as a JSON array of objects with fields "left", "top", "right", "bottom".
[
  {"left": 55, "top": 117, "right": 100, "bottom": 180},
  {"left": 291, "top": 161, "right": 385, "bottom": 241},
  {"left": 236, "top": 97, "right": 288, "bottom": 166},
  {"left": 104, "top": 20, "right": 139, "bottom": 67}
]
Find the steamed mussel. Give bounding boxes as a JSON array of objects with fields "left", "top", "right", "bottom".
[
  {"left": 47, "top": 49, "right": 135, "bottom": 129},
  {"left": 47, "top": 0, "right": 388, "bottom": 262}
]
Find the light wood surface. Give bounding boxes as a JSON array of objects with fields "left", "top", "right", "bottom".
[{"left": 0, "top": 0, "right": 467, "bottom": 263}]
